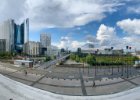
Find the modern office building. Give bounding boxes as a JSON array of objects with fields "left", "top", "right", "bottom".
[
  {"left": 50, "top": 45, "right": 60, "bottom": 56},
  {"left": 23, "top": 41, "right": 40, "bottom": 56},
  {"left": 0, "top": 19, "right": 29, "bottom": 53},
  {"left": 14, "top": 19, "right": 29, "bottom": 53},
  {"left": 0, "top": 19, "right": 15, "bottom": 52},
  {"left": 0, "top": 39, "right": 6, "bottom": 52},
  {"left": 40, "top": 33, "right": 51, "bottom": 55},
  {"left": 40, "top": 33, "right": 51, "bottom": 47}
]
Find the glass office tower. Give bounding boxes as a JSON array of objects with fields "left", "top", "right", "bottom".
[
  {"left": 0, "top": 19, "right": 15, "bottom": 52},
  {"left": 14, "top": 19, "right": 29, "bottom": 53}
]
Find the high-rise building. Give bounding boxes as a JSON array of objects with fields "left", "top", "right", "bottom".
[
  {"left": 0, "top": 39, "right": 6, "bottom": 52},
  {"left": 40, "top": 33, "right": 51, "bottom": 55},
  {"left": 14, "top": 19, "right": 29, "bottom": 53},
  {"left": 40, "top": 33, "right": 51, "bottom": 47},
  {"left": 0, "top": 19, "right": 15, "bottom": 52},
  {"left": 24, "top": 19, "right": 29, "bottom": 43},
  {"left": 0, "top": 19, "right": 29, "bottom": 53}
]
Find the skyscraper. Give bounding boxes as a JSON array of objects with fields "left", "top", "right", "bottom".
[
  {"left": 40, "top": 33, "right": 51, "bottom": 55},
  {"left": 24, "top": 19, "right": 29, "bottom": 44},
  {"left": 0, "top": 19, "right": 15, "bottom": 52},
  {"left": 40, "top": 33, "right": 51, "bottom": 47},
  {"left": 14, "top": 19, "right": 29, "bottom": 53},
  {"left": 0, "top": 19, "right": 29, "bottom": 53}
]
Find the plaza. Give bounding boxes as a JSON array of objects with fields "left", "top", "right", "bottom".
[{"left": 0, "top": 59, "right": 140, "bottom": 96}]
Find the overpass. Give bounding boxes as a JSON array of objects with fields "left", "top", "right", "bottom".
[{"left": 40, "top": 54, "right": 70, "bottom": 69}]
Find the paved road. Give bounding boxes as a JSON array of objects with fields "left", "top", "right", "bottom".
[{"left": 1, "top": 62, "right": 140, "bottom": 96}]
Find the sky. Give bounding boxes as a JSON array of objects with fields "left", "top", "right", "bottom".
[{"left": 0, "top": 0, "right": 140, "bottom": 51}]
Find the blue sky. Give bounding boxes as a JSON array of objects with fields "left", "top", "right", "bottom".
[{"left": 0, "top": 0, "right": 140, "bottom": 50}]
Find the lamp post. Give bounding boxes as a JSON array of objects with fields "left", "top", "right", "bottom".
[
  {"left": 111, "top": 47, "right": 114, "bottom": 76},
  {"left": 126, "top": 46, "right": 129, "bottom": 78},
  {"left": 129, "top": 46, "right": 132, "bottom": 76}
]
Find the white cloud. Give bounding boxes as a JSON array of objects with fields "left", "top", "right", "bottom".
[
  {"left": 57, "top": 36, "right": 70, "bottom": 49},
  {"left": 0, "top": 0, "right": 123, "bottom": 29},
  {"left": 128, "top": 6, "right": 140, "bottom": 14},
  {"left": 122, "top": 36, "right": 140, "bottom": 49},
  {"left": 0, "top": 0, "right": 27, "bottom": 23},
  {"left": 85, "top": 34, "right": 99, "bottom": 46},
  {"left": 97, "top": 24, "right": 116, "bottom": 40},
  {"left": 71, "top": 41, "right": 83, "bottom": 49},
  {"left": 54, "top": 23, "right": 140, "bottom": 50},
  {"left": 96, "top": 24, "right": 118, "bottom": 47},
  {"left": 55, "top": 36, "right": 84, "bottom": 51},
  {"left": 117, "top": 19, "right": 140, "bottom": 35}
]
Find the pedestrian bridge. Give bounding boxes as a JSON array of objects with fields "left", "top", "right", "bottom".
[{"left": 0, "top": 74, "right": 140, "bottom": 100}]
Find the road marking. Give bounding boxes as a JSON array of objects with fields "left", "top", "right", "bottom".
[
  {"left": 121, "top": 77, "right": 139, "bottom": 86},
  {"left": 79, "top": 68, "right": 87, "bottom": 96}
]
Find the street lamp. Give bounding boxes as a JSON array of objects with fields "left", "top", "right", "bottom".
[{"left": 126, "top": 46, "right": 129, "bottom": 78}]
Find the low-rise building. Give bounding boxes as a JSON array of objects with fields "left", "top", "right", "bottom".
[
  {"left": 14, "top": 60, "right": 33, "bottom": 68},
  {"left": 97, "top": 49, "right": 124, "bottom": 55},
  {"left": 23, "top": 41, "right": 40, "bottom": 56}
]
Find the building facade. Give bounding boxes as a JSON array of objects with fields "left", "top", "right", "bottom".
[
  {"left": 14, "top": 19, "right": 29, "bottom": 53},
  {"left": 50, "top": 46, "right": 60, "bottom": 56},
  {"left": 40, "top": 33, "right": 51, "bottom": 55},
  {"left": 0, "top": 39, "right": 6, "bottom": 52},
  {"left": 0, "top": 19, "right": 15, "bottom": 52},
  {"left": 0, "top": 19, "right": 29, "bottom": 53},
  {"left": 23, "top": 41, "right": 40, "bottom": 56}
]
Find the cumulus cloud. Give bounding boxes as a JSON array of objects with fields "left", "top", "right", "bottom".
[
  {"left": 123, "top": 36, "right": 140, "bottom": 49},
  {"left": 85, "top": 34, "right": 98, "bottom": 43},
  {"left": 56, "top": 36, "right": 84, "bottom": 51},
  {"left": 28, "top": 0, "right": 124, "bottom": 29},
  {"left": 0, "top": 0, "right": 123, "bottom": 28},
  {"left": 117, "top": 19, "right": 140, "bottom": 35},
  {"left": 127, "top": 6, "right": 140, "bottom": 14},
  {"left": 57, "top": 36, "right": 70, "bottom": 49},
  {"left": 96, "top": 24, "right": 118, "bottom": 47},
  {"left": 55, "top": 23, "right": 140, "bottom": 50},
  {"left": 0, "top": 0, "right": 27, "bottom": 23}
]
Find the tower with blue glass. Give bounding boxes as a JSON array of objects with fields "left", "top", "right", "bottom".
[{"left": 14, "top": 19, "right": 29, "bottom": 53}]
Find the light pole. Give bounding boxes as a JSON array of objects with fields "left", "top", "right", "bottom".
[
  {"left": 129, "top": 46, "right": 132, "bottom": 76},
  {"left": 126, "top": 46, "right": 129, "bottom": 78}
]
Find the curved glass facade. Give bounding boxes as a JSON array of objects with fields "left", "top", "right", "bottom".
[{"left": 14, "top": 19, "right": 29, "bottom": 53}]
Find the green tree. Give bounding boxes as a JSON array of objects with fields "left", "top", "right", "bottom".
[
  {"left": 86, "top": 54, "right": 96, "bottom": 66},
  {"left": 45, "top": 56, "right": 51, "bottom": 62},
  {"left": 86, "top": 54, "right": 96, "bottom": 74},
  {"left": 70, "top": 54, "right": 76, "bottom": 61},
  {"left": 75, "top": 55, "right": 80, "bottom": 62}
]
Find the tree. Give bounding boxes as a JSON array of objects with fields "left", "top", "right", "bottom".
[
  {"left": 45, "top": 56, "right": 51, "bottom": 62},
  {"left": 86, "top": 54, "right": 96, "bottom": 74},
  {"left": 75, "top": 55, "right": 80, "bottom": 62},
  {"left": 70, "top": 54, "right": 76, "bottom": 61},
  {"left": 86, "top": 54, "right": 96, "bottom": 66},
  {"left": 80, "top": 57, "right": 86, "bottom": 73}
]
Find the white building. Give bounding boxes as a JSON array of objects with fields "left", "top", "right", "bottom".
[
  {"left": 50, "top": 45, "right": 60, "bottom": 56},
  {"left": 40, "top": 33, "right": 51, "bottom": 55},
  {"left": 14, "top": 60, "right": 33, "bottom": 68},
  {"left": 0, "top": 19, "right": 15, "bottom": 52},
  {"left": 97, "top": 48, "right": 124, "bottom": 55},
  {"left": 23, "top": 41, "right": 40, "bottom": 56}
]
